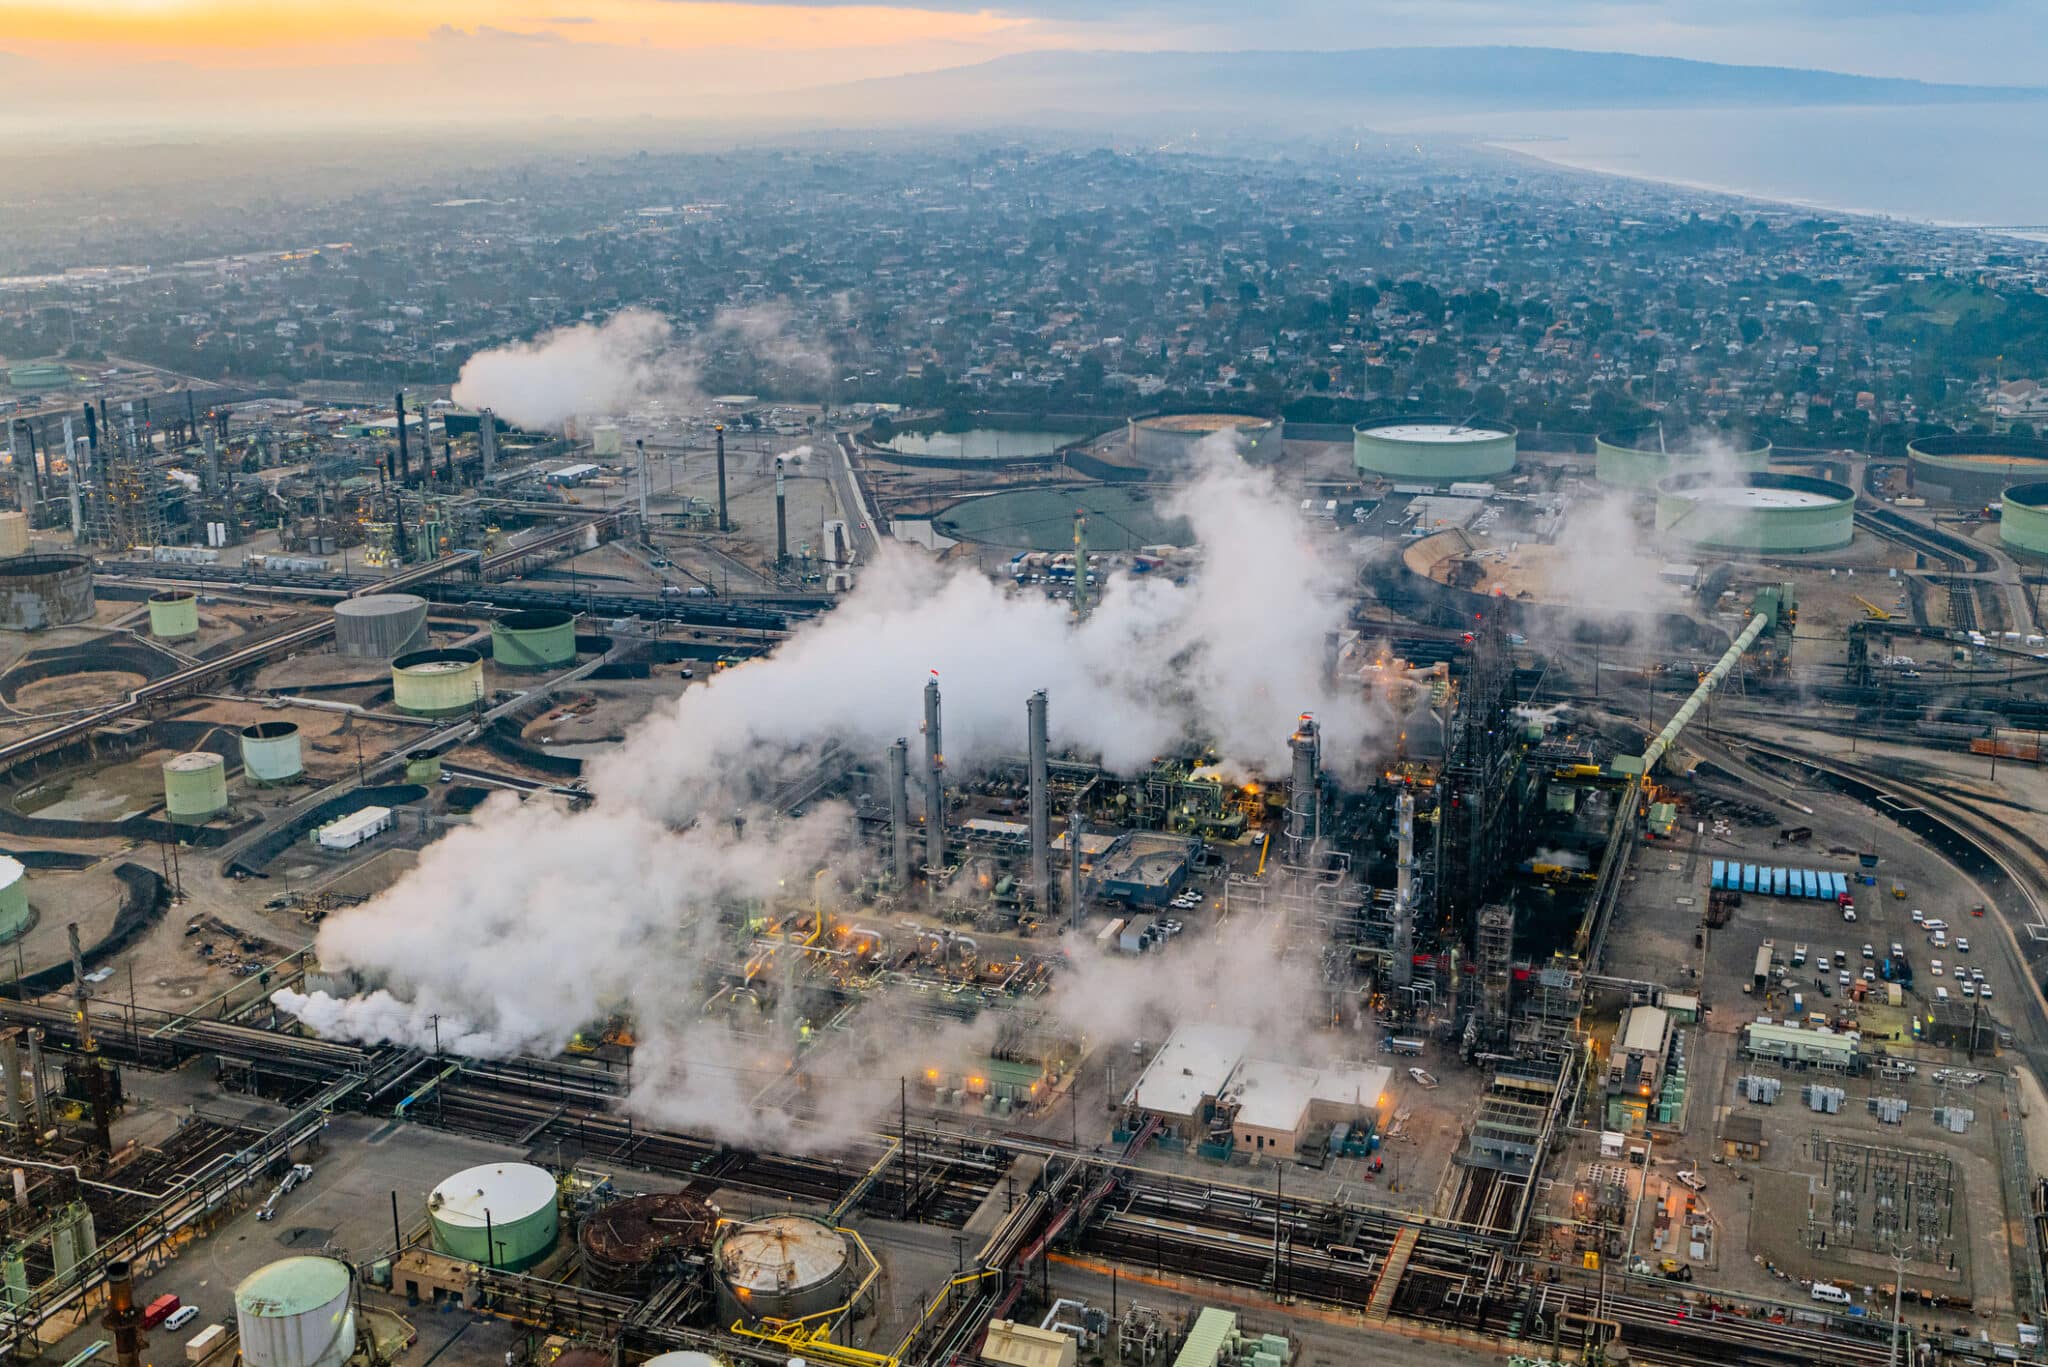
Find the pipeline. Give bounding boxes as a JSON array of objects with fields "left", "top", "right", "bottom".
[{"left": 1640, "top": 607, "right": 1770, "bottom": 775}]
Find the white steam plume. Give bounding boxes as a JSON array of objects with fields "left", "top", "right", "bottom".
[
  {"left": 276, "top": 432, "right": 1374, "bottom": 1151},
  {"left": 450, "top": 304, "right": 833, "bottom": 432}
]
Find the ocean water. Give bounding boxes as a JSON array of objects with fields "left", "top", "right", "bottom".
[{"left": 1397, "top": 102, "right": 2048, "bottom": 230}]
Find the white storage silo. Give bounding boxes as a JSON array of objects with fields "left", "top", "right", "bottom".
[{"left": 234, "top": 1256, "right": 356, "bottom": 1367}]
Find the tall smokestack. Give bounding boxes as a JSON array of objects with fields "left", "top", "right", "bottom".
[
  {"left": 185, "top": 388, "right": 198, "bottom": 444},
  {"left": 1027, "top": 690, "right": 1051, "bottom": 911},
  {"left": 1285, "top": 713, "right": 1320, "bottom": 864},
  {"left": 774, "top": 457, "right": 789, "bottom": 566},
  {"left": 923, "top": 674, "right": 945, "bottom": 881},
  {"left": 1066, "top": 802, "right": 1086, "bottom": 931},
  {"left": 887, "top": 739, "right": 912, "bottom": 889},
  {"left": 103, "top": 1258, "right": 143, "bottom": 1367},
  {"left": 62, "top": 418, "right": 81, "bottom": 538},
  {"left": 478, "top": 408, "right": 497, "bottom": 487},
  {"left": 714, "top": 425, "right": 730, "bottom": 532},
  {"left": 394, "top": 391, "right": 410, "bottom": 487},
  {"left": 637, "top": 439, "right": 652, "bottom": 536}
]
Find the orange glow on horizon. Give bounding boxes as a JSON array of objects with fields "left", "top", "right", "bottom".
[{"left": 2, "top": 0, "right": 1030, "bottom": 62}]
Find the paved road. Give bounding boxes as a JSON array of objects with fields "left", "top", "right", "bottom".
[{"left": 830, "top": 431, "right": 880, "bottom": 562}]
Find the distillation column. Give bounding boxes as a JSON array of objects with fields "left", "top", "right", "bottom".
[
  {"left": 1027, "top": 690, "right": 1051, "bottom": 911},
  {"left": 1390, "top": 790, "right": 1417, "bottom": 990},
  {"left": 923, "top": 675, "right": 946, "bottom": 882},
  {"left": 1285, "top": 713, "right": 1321, "bottom": 864},
  {"left": 888, "top": 738, "right": 913, "bottom": 889}
]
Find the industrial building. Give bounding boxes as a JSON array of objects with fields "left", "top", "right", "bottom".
[
  {"left": 1127, "top": 413, "right": 1283, "bottom": 467},
  {"left": 1740, "top": 1020, "right": 1860, "bottom": 1071},
  {"left": 1602, "top": 1004, "right": 1677, "bottom": 1132},
  {"left": 1122, "top": 1023, "right": 1392, "bottom": 1161},
  {"left": 1999, "top": 481, "right": 2048, "bottom": 558},
  {"left": 1353, "top": 418, "right": 1516, "bottom": 482},
  {"left": 1595, "top": 426, "right": 1771, "bottom": 491},
  {"left": 1654, "top": 472, "right": 1856, "bottom": 553},
  {"left": 1906, "top": 433, "right": 2048, "bottom": 502}
]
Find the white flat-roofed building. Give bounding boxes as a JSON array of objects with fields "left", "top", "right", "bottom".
[{"left": 317, "top": 805, "right": 393, "bottom": 850}]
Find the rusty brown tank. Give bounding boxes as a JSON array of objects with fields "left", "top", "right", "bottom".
[{"left": 578, "top": 1192, "right": 720, "bottom": 1294}]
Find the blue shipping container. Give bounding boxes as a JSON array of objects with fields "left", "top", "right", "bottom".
[
  {"left": 1743, "top": 865, "right": 1759, "bottom": 893},
  {"left": 1713, "top": 860, "right": 1727, "bottom": 890},
  {"left": 1773, "top": 867, "right": 1789, "bottom": 896},
  {"left": 1803, "top": 870, "right": 1819, "bottom": 898}
]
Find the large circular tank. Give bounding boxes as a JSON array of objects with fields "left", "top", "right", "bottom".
[
  {"left": 162, "top": 751, "right": 228, "bottom": 822},
  {"left": 429, "top": 1162, "right": 559, "bottom": 1271},
  {"left": 1595, "top": 426, "right": 1772, "bottom": 491},
  {"left": 1655, "top": 472, "right": 1855, "bottom": 553},
  {"left": 0, "top": 512, "right": 29, "bottom": 558},
  {"left": 713, "top": 1215, "right": 853, "bottom": 1325},
  {"left": 641, "top": 1355, "right": 723, "bottom": 1367},
  {"left": 1353, "top": 418, "right": 1516, "bottom": 482},
  {"left": 391, "top": 648, "right": 484, "bottom": 718},
  {"left": 403, "top": 750, "right": 443, "bottom": 785},
  {"left": 1127, "top": 413, "right": 1283, "bottom": 467},
  {"left": 580, "top": 1192, "right": 720, "bottom": 1294},
  {"left": 0, "top": 553, "right": 93, "bottom": 631},
  {"left": 234, "top": 1256, "right": 357, "bottom": 1367},
  {"left": 334, "top": 593, "right": 429, "bottom": 659},
  {"left": 240, "top": 722, "right": 304, "bottom": 785},
  {"left": 1999, "top": 482, "right": 2048, "bottom": 559},
  {"left": 1907, "top": 433, "right": 2048, "bottom": 503},
  {"left": 491, "top": 609, "right": 576, "bottom": 671},
  {"left": 0, "top": 857, "right": 29, "bottom": 942},
  {"left": 147, "top": 589, "right": 200, "bottom": 640}
]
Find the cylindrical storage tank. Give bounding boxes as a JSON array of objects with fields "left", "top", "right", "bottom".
[
  {"left": 1907, "top": 434, "right": 2048, "bottom": 503},
  {"left": 713, "top": 1215, "right": 853, "bottom": 1326},
  {"left": 490, "top": 609, "right": 576, "bottom": 671},
  {"left": 1655, "top": 472, "right": 1855, "bottom": 553},
  {"left": 1999, "top": 482, "right": 2048, "bottom": 559},
  {"left": 1353, "top": 418, "right": 1516, "bottom": 483},
  {"left": 234, "top": 1256, "right": 357, "bottom": 1367},
  {"left": 0, "top": 512, "right": 28, "bottom": 558},
  {"left": 240, "top": 722, "right": 304, "bottom": 785},
  {"left": 147, "top": 589, "right": 200, "bottom": 640},
  {"left": 162, "top": 752, "right": 228, "bottom": 822},
  {"left": 403, "top": 750, "right": 442, "bottom": 784},
  {"left": 1127, "top": 413, "right": 1283, "bottom": 468},
  {"left": 428, "top": 1162, "right": 559, "bottom": 1271},
  {"left": 0, "top": 856, "right": 29, "bottom": 942},
  {"left": 579, "top": 1192, "right": 719, "bottom": 1295},
  {"left": 642, "top": 1355, "right": 722, "bottom": 1367},
  {"left": 391, "top": 648, "right": 484, "bottom": 718},
  {"left": 1595, "top": 427, "right": 1771, "bottom": 491},
  {"left": 334, "top": 593, "right": 429, "bottom": 659},
  {"left": 0, "top": 553, "right": 94, "bottom": 631}
]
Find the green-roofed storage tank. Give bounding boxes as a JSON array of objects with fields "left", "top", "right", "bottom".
[
  {"left": 0, "top": 857, "right": 29, "bottom": 942},
  {"left": 1354, "top": 417, "right": 1515, "bottom": 483},
  {"left": 391, "top": 648, "right": 484, "bottom": 717},
  {"left": 2001, "top": 482, "right": 2048, "bottom": 559},
  {"left": 490, "top": 609, "right": 576, "bottom": 671},
  {"left": 234, "top": 1256, "right": 356, "bottom": 1367}
]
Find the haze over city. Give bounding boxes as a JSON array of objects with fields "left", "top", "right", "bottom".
[{"left": 2, "top": 7, "right": 2048, "bottom": 1367}]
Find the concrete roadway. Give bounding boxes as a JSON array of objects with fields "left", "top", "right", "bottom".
[{"left": 831, "top": 430, "right": 881, "bottom": 562}]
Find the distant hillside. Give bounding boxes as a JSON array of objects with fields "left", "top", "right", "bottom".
[{"left": 798, "top": 46, "right": 2039, "bottom": 121}]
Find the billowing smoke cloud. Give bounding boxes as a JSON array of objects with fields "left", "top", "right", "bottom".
[
  {"left": 450, "top": 309, "right": 685, "bottom": 431},
  {"left": 449, "top": 303, "right": 833, "bottom": 431},
  {"left": 277, "top": 433, "right": 1373, "bottom": 1151}
]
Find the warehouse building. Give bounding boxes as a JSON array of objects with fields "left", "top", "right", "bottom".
[{"left": 1603, "top": 1004, "right": 1674, "bottom": 1132}]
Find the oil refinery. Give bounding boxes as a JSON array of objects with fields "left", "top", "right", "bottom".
[{"left": 0, "top": 377, "right": 2040, "bottom": 1367}]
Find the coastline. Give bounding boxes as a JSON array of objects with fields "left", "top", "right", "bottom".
[{"left": 1473, "top": 118, "right": 2048, "bottom": 244}]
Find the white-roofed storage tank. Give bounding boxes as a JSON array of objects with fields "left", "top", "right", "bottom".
[
  {"left": 162, "top": 751, "right": 228, "bottom": 822},
  {"left": 712, "top": 1214, "right": 853, "bottom": 1325},
  {"left": 391, "top": 648, "right": 484, "bottom": 718},
  {"left": 234, "top": 1256, "right": 357, "bottom": 1367},
  {"left": 1127, "top": 413, "right": 1282, "bottom": 468},
  {"left": 239, "top": 722, "right": 304, "bottom": 785},
  {"left": 428, "top": 1162, "right": 559, "bottom": 1270},
  {"left": 1354, "top": 417, "right": 1516, "bottom": 483},
  {"left": 641, "top": 1355, "right": 724, "bottom": 1367},
  {"left": 334, "top": 593, "right": 429, "bottom": 659},
  {"left": 0, "top": 856, "right": 28, "bottom": 942}
]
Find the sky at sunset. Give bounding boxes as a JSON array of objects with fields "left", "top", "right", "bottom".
[{"left": 0, "top": 0, "right": 2040, "bottom": 136}]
